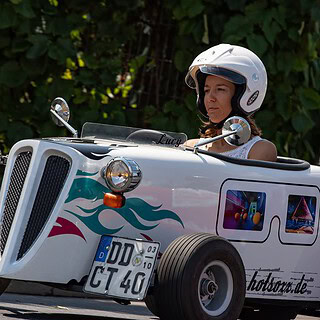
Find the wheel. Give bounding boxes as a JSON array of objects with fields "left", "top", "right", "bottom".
[
  {"left": 144, "top": 293, "right": 160, "bottom": 317},
  {"left": 126, "top": 129, "right": 175, "bottom": 145},
  {"left": 154, "top": 233, "right": 246, "bottom": 320},
  {"left": 144, "top": 271, "right": 160, "bottom": 316},
  {"left": 126, "top": 129, "right": 164, "bottom": 143},
  {"left": 0, "top": 278, "right": 10, "bottom": 295}
]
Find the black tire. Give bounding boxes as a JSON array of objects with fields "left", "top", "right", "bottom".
[
  {"left": 144, "top": 293, "right": 160, "bottom": 317},
  {"left": 155, "top": 233, "right": 246, "bottom": 320}
]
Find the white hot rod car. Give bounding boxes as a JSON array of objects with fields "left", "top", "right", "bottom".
[{"left": 0, "top": 98, "right": 318, "bottom": 320}]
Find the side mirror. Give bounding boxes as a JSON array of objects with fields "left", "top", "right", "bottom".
[
  {"left": 222, "top": 116, "right": 251, "bottom": 146},
  {"left": 50, "top": 97, "right": 78, "bottom": 138},
  {"left": 194, "top": 116, "right": 251, "bottom": 152},
  {"left": 50, "top": 97, "right": 70, "bottom": 126}
]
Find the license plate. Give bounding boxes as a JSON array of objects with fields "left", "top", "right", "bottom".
[{"left": 84, "top": 235, "right": 160, "bottom": 300}]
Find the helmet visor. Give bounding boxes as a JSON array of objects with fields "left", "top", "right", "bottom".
[
  {"left": 199, "top": 66, "right": 246, "bottom": 85},
  {"left": 185, "top": 71, "right": 196, "bottom": 89}
]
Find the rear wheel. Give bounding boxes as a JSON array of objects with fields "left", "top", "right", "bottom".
[
  {"left": 154, "top": 233, "right": 246, "bottom": 320},
  {"left": 144, "top": 292, "right": 159, "bottom": 317}
]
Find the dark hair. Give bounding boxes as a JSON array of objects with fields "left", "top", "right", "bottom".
[{"left": 200, "top": 115, "right": 262, "bottom": 138}]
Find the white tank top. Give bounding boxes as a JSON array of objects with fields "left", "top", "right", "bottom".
[{"left": 198, "top": 136, "right": 262, "bottom": 159}]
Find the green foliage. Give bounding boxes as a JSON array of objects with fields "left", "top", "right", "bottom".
[
  {"left": 171, "top": 0, "right": 320, "bottom": 163},
  {"left": 0, "top": 0, "right": 320, "bottom": 174},
  {"left": 0, "top": 0, "right": 142, "bottom": 156}
]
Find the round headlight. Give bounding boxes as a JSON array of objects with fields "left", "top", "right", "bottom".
[{"left": 101, "top": 158, "right": 142, "bottom": 193}]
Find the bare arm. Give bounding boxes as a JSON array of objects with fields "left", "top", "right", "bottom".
[{"left": 248, "top": 140, "right": 277, "bottom": 162}]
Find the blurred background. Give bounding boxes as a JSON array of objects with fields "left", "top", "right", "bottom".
[{"left": 1, "top": 0, "right": 320, "bottom": 182}]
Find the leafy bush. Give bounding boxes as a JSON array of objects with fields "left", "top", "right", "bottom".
[
  {"left": 0, "top": 0, "right": 144, "bottom": 153},
  {"left": 0, "top": 0, "right": 320, "bottom": 170},
  {"left": 169, "top": 0, "right": 320, "bottom": 162}
]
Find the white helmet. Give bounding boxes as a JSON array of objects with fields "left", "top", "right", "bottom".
[{"left": 185, "top": 43, "right": 267, "bottom": 118}]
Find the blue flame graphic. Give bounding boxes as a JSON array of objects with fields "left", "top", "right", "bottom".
[{"left": 65, "top": 176, "right": 184, "bottom": 235}]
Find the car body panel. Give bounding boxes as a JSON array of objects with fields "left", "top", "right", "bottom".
[{"left": 0, "top": 137, "right": 320, "bottom": 303}]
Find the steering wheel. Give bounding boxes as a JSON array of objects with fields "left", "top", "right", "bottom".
[{"left": 126, "top": 129, "right": 176, "bottom": 146}]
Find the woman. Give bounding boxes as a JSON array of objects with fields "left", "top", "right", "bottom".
[{"left": 184, "top": 44, "right": 277, "bottom": 162}]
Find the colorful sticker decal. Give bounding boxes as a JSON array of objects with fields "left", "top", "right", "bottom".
[
  {"left": 223, "top": 190, "right": 266, "bottom": 231},
  {"left": 286, "top": 195, "right": 316, "bottom": 234},
  {"left": 49, "top": 170, "right": 184, "bottom": 239}
]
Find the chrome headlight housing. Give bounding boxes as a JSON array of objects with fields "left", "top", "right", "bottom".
[{"left": 101, "top": 157, "right": 142, "bottom": 193}]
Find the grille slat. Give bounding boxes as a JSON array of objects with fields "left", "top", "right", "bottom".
[
  {"left": 0, "top": 152, "right": 32, "bottom": 255},
  {"left": 17, "top": 155, "right": 70, "bottom": 260}
]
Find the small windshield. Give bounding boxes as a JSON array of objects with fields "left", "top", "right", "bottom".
[{"left": 81, "top": 122, "right": 187, "bottom": 148}]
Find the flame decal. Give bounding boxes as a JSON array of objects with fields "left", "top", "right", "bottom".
[
  {"left": 122, "top": 198, "right": 183, "bottom": 226},
  {"left": 62, "top": 176, "right": 184, "bottom": 236},
  {"left": 71, "top": 197, "right": 184, "bottom": 232},
  {"left": 76, "top": 170, "right": 99, "bottom": 176},
  {"left": 65, "top": 209, "right": 124, "bottom": 235},
  {"left": 65, "top": 178, "right": 108, "bottom": 203},
  {"left": 48, "top": 217, "right": 86, "bottom": 241}
]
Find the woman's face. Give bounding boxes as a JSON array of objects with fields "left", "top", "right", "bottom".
[{"left": 204, "top": 75, "right": 235, "bottom": 123}]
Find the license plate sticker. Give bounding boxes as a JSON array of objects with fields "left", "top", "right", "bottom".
[{"left": 84, "top": 235, "right": 160, "bottom": 301}]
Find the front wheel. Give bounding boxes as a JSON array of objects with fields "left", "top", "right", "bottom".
[
  {"left": 144, "top": 291, "right": 159, "bottom": 317},
  {"left": 154, "top": 233, "right": 246, "bottom": 320}
]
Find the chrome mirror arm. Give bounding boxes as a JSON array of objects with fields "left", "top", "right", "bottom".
[
  {"left": 192, "top": 116, "right": 251, "bottom": 153},
  {"left": 194, "top": 130, "right": 238, "bottom": 149},
  {"left": 50, "top": 109, "right": 78, "bottom": 138}
]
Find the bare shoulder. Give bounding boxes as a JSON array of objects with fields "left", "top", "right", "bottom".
[
  {"left": 248, "top": 139, "right": 277, "bottom": 162},
  {"left": 183, "top": 138, "right": 200, "bottom": 148}
]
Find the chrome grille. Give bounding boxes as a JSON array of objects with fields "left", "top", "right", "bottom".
[
  {"left": 17, "top": 155, "right": 70, "bottom": 260},
  {"left": 0, "top": 152, "right": 32, "bottom": 255}
]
